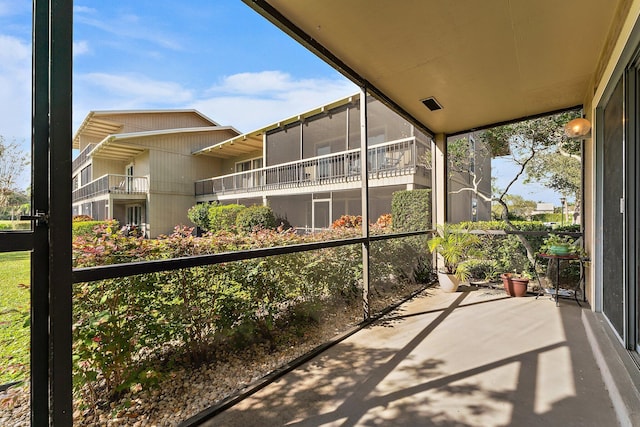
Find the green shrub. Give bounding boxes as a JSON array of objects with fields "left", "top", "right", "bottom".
[
  {"left": 464, "top": 259, "right": 499, "bottom": 281},
  {"left": 0, "top": 221, "right": 30, "bottom": 230},
  {"left": 208, "top": 204, "right": 245, "bottom": 233},
  {"left": 391, "top": 189, "right": 431, "bottom": 231},
  {"left": 72, "top": 220, "right": 119, "bottom": 238},
  {"left": 457, "top": 220, "right": 549, "bottom": 274},
  {"left": 70, "top": 225, "right": 426, "bottom": 405},
  {"left": 187, "top": 202, "right": 213, "bottom": 231},
  {"left": 235, "top": 205, "right": 277, "bottom": 233}
]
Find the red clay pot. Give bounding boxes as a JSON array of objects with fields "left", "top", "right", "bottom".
[{"left": 501, "top": 273, "right": 529, "bottom": 297}]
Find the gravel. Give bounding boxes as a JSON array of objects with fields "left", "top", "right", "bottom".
[{"left": 0, "top": 303, "right": 365, "bottom": 426}]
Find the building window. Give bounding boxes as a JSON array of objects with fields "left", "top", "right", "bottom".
[
  {"left": 80, "top": 165, "right": 92, "bottom": 186},
  {"left": 235, "top": 158, "right": 263, "bottom": 189},
  {"left": 235, "top": 158, "right": 262, "bottom": 172}
]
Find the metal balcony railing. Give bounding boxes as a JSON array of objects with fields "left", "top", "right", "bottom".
[
  {"left": 72, "top": 144, "right": 96, "bottom": 173},
  {"left": 72, "top": 174, "right": 149, "bottom": 202},
  {"left": 195, "top": 138, "right": 430, "bottom": 196}
]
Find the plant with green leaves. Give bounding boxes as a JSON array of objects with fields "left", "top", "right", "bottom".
[
  {"left": 208, "top": 203, "right": 246, "bottom": 233},
  {"left": 235, "top": 205, "right": 277, "bottom": 233},
  {"left": 540, "top": 234, "right": 585, "bottom": 256},
  {"left": 427, "top": 224, "right": 480, "bottom": 281}
]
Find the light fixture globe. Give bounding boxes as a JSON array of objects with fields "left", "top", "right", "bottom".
[{"left": 564, "top": 117, "right": 591, "bottom": 138}]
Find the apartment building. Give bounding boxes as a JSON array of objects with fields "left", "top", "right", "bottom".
[
  {"left": 71, "top": 110, "right": 240, "bottom": 237},
  {"left": 72, "top": 95, "right": 489, "bottom": 236}
]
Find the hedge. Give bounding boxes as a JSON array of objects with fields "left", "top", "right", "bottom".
[
  {"left": 71, "top": 224, "right": 431, "bottom": 405},
  {"left": 391, "top": 189, "right": 431, "bottom": 231},
  {"left": 235, "top": 205, "right": 277, "bottom": 233}
]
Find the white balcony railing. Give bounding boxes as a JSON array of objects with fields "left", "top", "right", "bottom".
[
  {"left": 195, "top": 138, "right": 430, "bottom": 197},
  {"left": 73, "top": 174, "right": 149, "bottom": 202}
]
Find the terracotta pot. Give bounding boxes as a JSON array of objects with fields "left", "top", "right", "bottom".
[
  {"left": 501, "top": 273, "right": 529, "bottom": 297},
  {"left": 437, "top": 271, "right": 460, "bottom": 293}
]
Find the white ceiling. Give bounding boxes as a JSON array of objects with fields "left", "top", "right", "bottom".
[{"left": 252, "top": 0, "right": 620, "bottom": 134}]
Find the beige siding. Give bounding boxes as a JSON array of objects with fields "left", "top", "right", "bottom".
[
  {"left": 149, "top": 149, "right": 201, "bottom": 195},
  {"left": 147, "top": 193, "right": 195, "bottom": 237},
  {"left": 99, "top": 111, "right": 217, "bottom": 134},
  {"left": 78, "top": 135, "right": 104, "bottom": 151},
  {"left": 132, "top": 151, "right": 150, "bottom": 177},
  {"left": 123, "top": 130, "right": 238, "bottom": 156},
  {"left": 193, "top": 156, "right": 223, "bottom": 181},
  {"left": 91, "top": 158, "right": 127, "bottom": 180}
]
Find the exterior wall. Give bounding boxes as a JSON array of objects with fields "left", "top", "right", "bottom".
[
  {"left": 91, "top": 158, "right": 128, "bottom": 180},
  {"left": 77, "top": 134, "right": 103, "bottom": 152},
  {"left": 446, "top": 133, "right": 492, "bottom": 223},
  {"left": 146, "top": 193, "right": 195, "bottom": 237},
  {"left": 587, "top": 0, "right": 640, "bottom": 306},
  {"left": 72, "top": 115, "right": 238, "bottom": 236},
  {"left": 124, "top": 130, "right": 238, "bottom": 156},
  {"left": 97, "top": 111, "right": 216, "bottom": 135}
]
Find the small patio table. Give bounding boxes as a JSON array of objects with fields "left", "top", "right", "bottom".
[{"left": 535, "top": 253, "right": 584, "bottom": 307}]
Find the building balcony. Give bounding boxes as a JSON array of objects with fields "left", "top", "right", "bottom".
[
  {"left": 72, "top": 174, "right": 149, "bottom": 203},
  {"left": 195, "top": 137, "right": 430, "bottom": 197},
  {"left": 72, "top": 144, "right": 96, "bottom": 173}
]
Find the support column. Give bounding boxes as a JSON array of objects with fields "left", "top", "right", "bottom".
[
  {"left": 433, "top": 133, "right": 447, "bottom": 226},
  {"left": 31, "top": 0, "right": 50, "bottom": 424},
  {"left": 360, "top": 88, "right": 370, "bottom": 320},
  {"left": 49, "top": 0, "right": 74, "bottom": 423}
]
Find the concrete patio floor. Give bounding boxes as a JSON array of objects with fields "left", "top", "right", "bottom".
[{"left": 203, "top": 286, "right": 624, "bottom": 426}]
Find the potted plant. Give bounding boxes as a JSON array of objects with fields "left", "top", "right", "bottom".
[
  {"left": 427, "top": 224, "right": 480, "bottom": 292},
  {"left": 540, "top": 234, "right": 580, "bottom": 256},
  {"left": 501, "top": 270, "right": 531, "bottom": 297}
]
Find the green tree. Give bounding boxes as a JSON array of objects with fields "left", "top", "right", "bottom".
[
  {"left": 524, "top": 142, "right": 582, "bottom": 218},
  {"left": 187, "top": 202, "right": 213, "bottom": 231},
  {"left": 0, "top": 136, "right": 29, "bottom": 211},
  {"left": 479, "top": 110, "right": 581, "bottom": 264},
  {"left": 0, "top": 190, "right": 29, "bottom": 220},
  {"left": 450, "top": 111, "right": 581, "bottom": 264}
]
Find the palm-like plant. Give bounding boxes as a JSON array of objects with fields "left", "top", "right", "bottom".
[{"left": 428, "top": 224, "right": 480, "bottom": 281}]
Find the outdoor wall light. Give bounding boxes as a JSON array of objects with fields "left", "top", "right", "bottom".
[{"left": 564, "top": 117, "right": 591, "bottom": 138}]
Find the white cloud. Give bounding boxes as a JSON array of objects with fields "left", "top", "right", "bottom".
[
  {"left": 73, "top": 40, "right": 90, "bottom": 57},
  {"left": 74, "top": 10, "right": 182, "bottom": 51},
  {"left": 76, "top": 72, "right": 193, "bottom": 104},
  {"left": 73, "top": 70, "right": 356, "bottom": 134},
  {"left": 73, "top": 72, "right": 194, "bottom": 128},
  {"left": 73, "top": 5, "right": 97, "bottom": 14},
  {"left": 197, "top": 71, "right": 357, "bottom": 131}
]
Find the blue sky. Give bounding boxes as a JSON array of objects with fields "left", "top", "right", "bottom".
[
  {"left": 1, "top": 1, "right": 356, "bottom": 142},
  {"left": 0, "top": 1, "right": 563, "bottom": 205}
]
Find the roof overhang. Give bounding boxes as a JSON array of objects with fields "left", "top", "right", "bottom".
[
  {"left": 72, "top": 110, "right": 226, "bottom": 149},
  {"left": 195, "top": 93, "right": 360, "bottom": 158},
  {"left": 244, "top": 0, "right": 620, "bottom": 134},
  {"left": 90, "top": 127, "right": 238, "bottom": 161}
]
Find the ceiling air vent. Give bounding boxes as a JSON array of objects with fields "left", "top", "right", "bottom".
[{"left": 421, "top": 97, "right": 442, "bottom": 111}]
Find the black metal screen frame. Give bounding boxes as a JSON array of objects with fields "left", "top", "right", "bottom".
[{"left": 23, "top": 3, "right": 437, "bottom": 424}]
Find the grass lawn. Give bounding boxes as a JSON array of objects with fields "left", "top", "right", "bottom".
[
  {"left": 0, "top": 220, "right": 30, "bottom": 230},
  {"left": 0, "top": 251, "right": 30, "bottom": 385}
]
